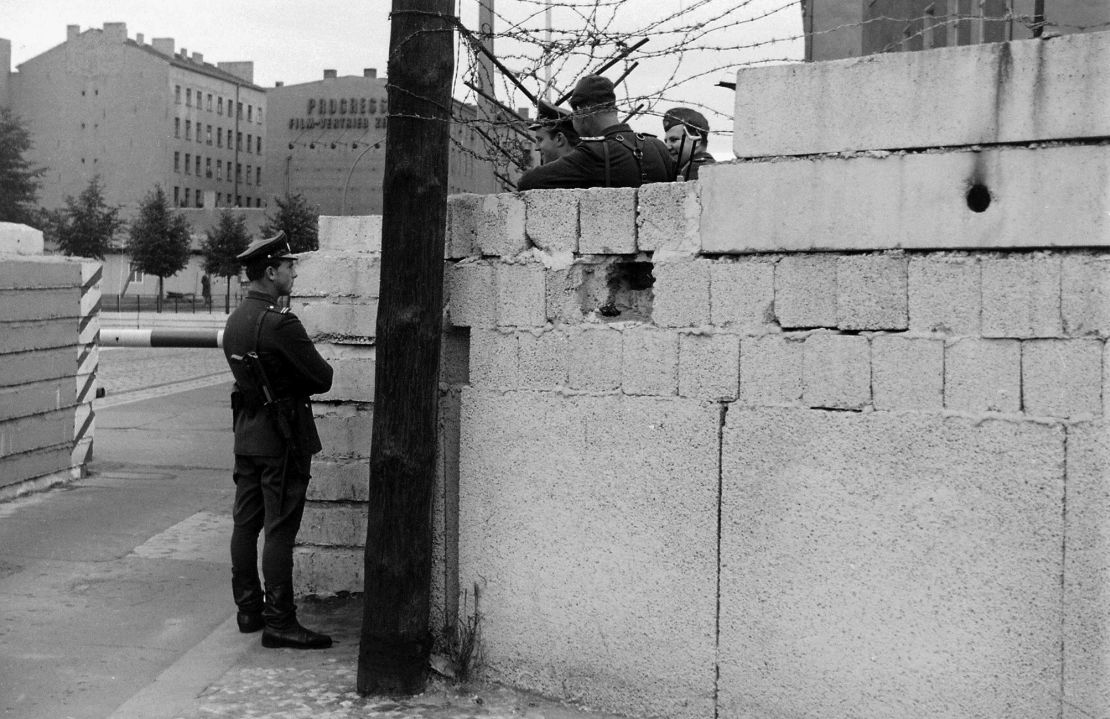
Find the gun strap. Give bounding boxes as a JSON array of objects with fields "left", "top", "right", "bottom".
[{"left": 252, "top": 307, "right": 269, "bottom": 355}]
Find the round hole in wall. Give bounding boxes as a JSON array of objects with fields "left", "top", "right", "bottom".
[{"left": 966, "top": 183, "right": 991, "bottom": 213}]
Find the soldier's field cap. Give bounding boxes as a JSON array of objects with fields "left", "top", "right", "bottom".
[
  {"left": 236, "top": 231, "right": 297, "bottom": 263},
  {"left": 569, "top": 75, "right": 617, "bottom": 111},
  {"left": 529, "top": 99, "right": 572, "bottom": 129},
  {"left": 663, "top": 107, "right": 710, "bottom": 138}
]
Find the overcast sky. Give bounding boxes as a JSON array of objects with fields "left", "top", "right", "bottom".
[{"left": 4, "top": 0, "right": 805, "bottom": 158}]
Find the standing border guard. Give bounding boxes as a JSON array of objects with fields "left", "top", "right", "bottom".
[{"left": 222, "top": 231, "right": 334, "bottom": 650}]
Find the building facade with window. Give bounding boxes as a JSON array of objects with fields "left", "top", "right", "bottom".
[
  {"left": 264, "top": 69, "right": 501, "bottom": 217},
  {"left": 803, "top": 0, "right": 1109, "bottom": 61},
  {"left": 4, "top": 22, "right": 267, "bottom": 216}
]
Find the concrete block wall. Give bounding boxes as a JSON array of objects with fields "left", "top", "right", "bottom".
[
  {"left": 295, "top": 31, "right": 1110, "bottom": 719},
  {"left": 0, "top": 233, "right": 93, "bottom": 499}
]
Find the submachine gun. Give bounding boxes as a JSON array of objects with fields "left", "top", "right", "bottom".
[{"left": 230, "top": 351, "right": 297, "bottom": 453}]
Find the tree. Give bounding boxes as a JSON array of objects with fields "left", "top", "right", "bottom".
[
  {"left": 201, "top": 209, "right": 251, "bottom": 313},
  {"left": 54, "top": 176, "right": 124, "bottom": 259},
  {"left": 127, "top": 185, "right": 191, "bottom": 311},
  {"left": 357, "top": 0, "right": 453, "bottom": 697},
  {"left": 0, "top": 107, "right": 44, "bottom": 225},
  {"left": 260, "top": 193, "right": 319, "bottom": 253}
]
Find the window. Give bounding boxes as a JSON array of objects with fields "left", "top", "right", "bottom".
[
  {"left": 256, "top": 166, "right": 261, "bottom": 186},
  {"left": 186, "top": 88, "right": 191, "bottom": 107},
  {"left": 184, "top": 188, "right": 191, "bottom": 205},
  {"left": 256, "top": 136, "right": 262, "bottom": 154},
  {"left": 236, "top": 163, "right": 242, "bottom": 182},
  {"left": 206, "top": 157, "right": 212, "bottom": 178},
  {"left": 174, "top": 151, "right": 180, "bottom": 172},
  {"left": 227, "top": 129, "right": 233, "bottom": 147},
  {"left": 207, "top": 93, "right": 213, "bottom": 111},
  {"left": 247, "top": 105, "right": 253, "bottom": 122},
  {"left": 185, "top": 120, "right": 192, "bottom": 140},
  {"left": 217, "top": 129, "right": 222, "bottom": 148},
  {"left": 245, "top": 164, "right": 252, "bottom": 185},
  {"left": 256, "top": 106, "right": 262, "bottom": 124},
  {"left": 175, "top": 85, "right": 181, "bottom": 104},
  {"left": 236, "top": 195, "right": 242, "bottom": 207},
  {"left": 174, "top": 117, "right": 180, "bottom": 138},
  {"left": 128, "top": 263, "right": 145, "bottom": 282},
  {"left": 236, "top": 131, "right": 242, "bottom": 150},
  {"left": 246, "top": 134, "right": 252, "bottom": 153},
  {"left": 184, "top": 153, "right": 191, "bottom": 174},
  {"left": 195, "top": 155, "right": 201, "bottom": 174},
  {"left": 206, "top": 125, "right": 212, "bottom": 145},
  {"left": 217, "top": 97, "right": 223, "bottom": 115},
  {"left": 196, "top": 189, "right": 203, "bottom": 208},
  {"left": 174, "top": 186, "right": 180, "bottom": 205},
  {"left": 217, "top": 159, "right": 222, "bottom": 181},
  {"left": 237, "top": 101, "right": 243, "bottom": 118}
]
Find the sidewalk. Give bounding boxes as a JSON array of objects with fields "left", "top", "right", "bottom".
[{"left": 116, "top": 593, "right": 626, "bottom": 719}]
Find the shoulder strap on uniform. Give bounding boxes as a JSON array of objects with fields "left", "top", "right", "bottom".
[{"left": 611, "top": 133, "right": 647, "bottom": 186}]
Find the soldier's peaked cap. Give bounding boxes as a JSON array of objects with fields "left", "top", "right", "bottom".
[
  {"left": 236, "top": 231, "right": 297, "bottom": 263},
  {"left": 530, "top": 99, "right": 572, "bottom": 129}
]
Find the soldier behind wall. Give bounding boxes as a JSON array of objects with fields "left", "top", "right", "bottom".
[{"left": 661, "top": 107, "right": 716, "bottom": 182}]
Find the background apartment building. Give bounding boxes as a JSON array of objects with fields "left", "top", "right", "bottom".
[
  {"left": 265, "top": 69, "right": 500, "bottom": 216},
  {"left": 803, "top": 0, "right": 1109, "bottom": 61},
  {"left": 4, "top": 22, "right": 266, "bottom": 216}
]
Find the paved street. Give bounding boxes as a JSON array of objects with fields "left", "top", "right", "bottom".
[{"left": 1, "top": 347, "right": 622, "bottom": 719}]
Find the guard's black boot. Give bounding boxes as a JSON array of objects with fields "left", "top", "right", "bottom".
[
  {"left": 261, "top": 582, "right": 332, "bottom": 649},
  {"left": 232, "top": 571, "right": 265, "bottom": 633}
]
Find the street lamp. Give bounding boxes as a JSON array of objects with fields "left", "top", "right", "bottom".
[{"left": 340, "top": 138, "right": 384, "bottom": 215}]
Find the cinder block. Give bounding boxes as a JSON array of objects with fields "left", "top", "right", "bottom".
[
  {"left": 944, "top": 338, "right": 1021, "bottom": 413},
  {"left": 293, "top": 299, "right": 378, "bottom": 339},
  {"left": 447, "top": 193, "right": 482, "bottom": 259},
  {"left": 317, "top": 215, "right": 382, "bottom": 253},
  {"left": 440, "top": 328, "right": 471, "bottom": 386},
  {"left": 701, "top": 146, "right": 1110, "bottom": 254},
  {"left": 293, "top": 546, "right": 363, "bottom": 596},
  {"left": 739, "top": 335, "right": 803, "bottom": 407},
  {"left": 0, "top": 319, "right": 76, "bottom": 354},
  {"left": 293, "top": 253, "right": 381, "bottom": 299},
  {"left": 0, "top": 408, "right": 74, "bottom": 458},
  {"left": 679, "top": 332, "right": 739, "bottom": 401},
  {"left": 0, "top": 257, "right": 81, "bottom": 290},
  {"left": 300, "top": 503, "right": 366, "bottom": 546},
  {"left": 621, "top": 327, "right": 678, "bottom": 396},
  {"left": 909, "top": 255, "right": 981, "bottom": 335},
  {"left": 469, "top": 328, "right": 520, "bottom": 388},
  {"left": 721, "top": 409, "right": 1064, "bottom": 719},
  {"left": 710, "top": 260, "right": 775, "bottom": 330},
  {"left": 0, "top": 379, "right": 76, "bottom": 421},
  {"left": 733, "top": 30, "right": 1110, "bottom": 157},
  {"left": 312, "top": 402, "right": 373, "bottom": 459},
  {"left": 477, "top": 192, "right": 527, "bottom": 257},
  {"left": 871, "top": 335, "right": 944, "bottom": 412},
  {"left": 0, "top": 222, "right": 44, "bottom": 254},
  {"left": 1022, "top": 339, "right": 1103, "bottom": 419},
  {"left": 652, "top": 259, "right": 711, "bottom": 328},
  {"left": 1062, "top": 254, "right": 1110, "bottom": 338},
  {"left": 544, "top": 267, "right": 582, "bottom": 325},
  {"left": 579, "top": 187, "right": 636, "bottom": 254},
  {"left": 523, "top": 189, "right": 579, "bottom": 254},
  {"left": 306, "top": 458, "right": 370, "bottom": 502},
  {"left": 802, "top": 332, "right": 870, "bottom": 410},
  {"left": 0, "top": 347, "right": 76, "bottom": 388},
  {"left": 1064, "top": 420, "right": 1110, "bottom": 718},
  {"left": 0, "top": 288, "right": 80, "bottom": 323},
  {"left": 315, "top": 344, "right": 376, "bottom": 403},
  {"left": 837, "top": 254, "right": 908, "bottom": 331},
  {"left": 637, "top": 181, "right": 700, "bottom": 254},
  {"left": 446, "top": 260, "right": 496, "bottom": 329},
  {"left": 496, "top": 263, "right": 547, "bottom": 327},
  {"left": 981, "top": 256, "right": 1063, "bottom": 338},
  {"left": 568, "top": 326, "right": 623, "bottom": 392},
  {"left": 518, "top": 330, "right": 568, "bottom": 389},
  {"left": 775, "top": 255, "right": 837, "bottom": 329}
]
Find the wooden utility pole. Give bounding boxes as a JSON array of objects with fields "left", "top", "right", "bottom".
[{"left": 357, "top": 0, "right": 454, "bottom": 696}]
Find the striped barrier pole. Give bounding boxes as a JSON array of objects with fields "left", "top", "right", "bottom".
[
  {"left": 100, "top": 328, "right": 224, "bottom": 348},
  {"left": 73, "top": 261, "right": 102, "bottom": 476}
]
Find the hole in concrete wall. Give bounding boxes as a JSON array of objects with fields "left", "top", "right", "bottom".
[
  {"left": 966, "top": 183, "right": 992, "bottom": 213},
  {"left": 600, "top": 261, "right": 654, "bottom": 321},
  {"left": 441, "top": 327, "right": 470, "bottom": 385}
]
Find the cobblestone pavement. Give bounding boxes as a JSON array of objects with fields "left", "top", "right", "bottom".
[{"left": 96, "top": 346, "right": 231, "bottom": 402}]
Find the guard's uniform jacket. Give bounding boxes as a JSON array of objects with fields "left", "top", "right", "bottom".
[
  {"left": 680, "top": 150, "right": 716, "bottom": 182},
  {"left": 516, "top": 123, "right": 675, "bottom": 191},
  {"left": 223, "top": 290, "right": 333, "bottom": 456}
]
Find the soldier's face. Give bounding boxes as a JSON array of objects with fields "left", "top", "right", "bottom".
[
  {"left": 664, "top": 125, "right": 700, "bottom": 166},
  {"left": 271, "top": 260, "right": 297, "bottom": 295},
  {"left": 535, "top": 129, "right": 559, "bottom": 164}
]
